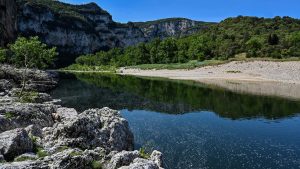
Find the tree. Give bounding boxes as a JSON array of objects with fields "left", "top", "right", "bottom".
[
  {"left": 246, "top": 37, "right": 263, "bottom": 57},
  {"left": 0, "top": 48, "right": 7, "bottom": 63},
  {"left": 268, "top": 34, "right": 279, "bottom": 45},
  {"left": 9, "top": 36, "right": 58, "bottom": 96}
]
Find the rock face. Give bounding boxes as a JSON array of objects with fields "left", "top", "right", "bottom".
[
  {"left": 0, "top": 0, "right": 17, "bottom": 46},
  {"left": 134, "top": 18, "right": 214, "bottom": 39},
  {"left": 0, "top": 65, "right": 164, "bottom": 169},
  {"left": 0, "top": 0, "right": 209, "bottom": 66},
  {"left": 15, "top": 0, "right": 147, "bottom": 66}
]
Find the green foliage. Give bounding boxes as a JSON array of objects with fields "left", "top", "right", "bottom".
[
  {"left": 139, "top": 147, "right": 151, "bottom": 159},
  {"left": 4, "top": 112, "right": 15, "bottom": 119},
  {"left": 18, "top": 0, "right": 108, "bottom": 25},
  {"left": 0, "top": 48, "right": 8, "bottom": 63},
  {"left": 129, "top": 60, "right": 225, "bottom": 70},
  {"left": 68, "top": 16, "right": 300, "bottom": 69},
  {"left": 91, "top": 161, "right": 102, "bottom": 169},
  {"left": 63, "top": 64, "right": 117, "bottom": 72},
  {"left": 37, "top": 148, "right": 48, "bottom": 158},
  {"left": 19, "top": 91, "right": 39, "bottom": 103},
  {"left": 69, "top": 151, "right": 82, "bottom": 157},
  {"left": 9, "top": 36, "right": 57, "bottom": 69},
  {"left": 55, "top": 146, "right": 69, "bottom": 153},
  {"left": 14, "top": 156, "right": 37, "bottom": 162}
]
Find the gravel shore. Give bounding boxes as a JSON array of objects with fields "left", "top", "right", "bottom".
[{"left": 120, "top": 61, "right": 300, "bottom": 100}]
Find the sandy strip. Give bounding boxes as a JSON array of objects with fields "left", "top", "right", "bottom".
[{"left": 120, "top": 61, "right": 300, "bottom": 100}]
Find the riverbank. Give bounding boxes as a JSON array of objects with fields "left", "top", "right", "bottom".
[
  {"left": 120, "top": 61, "right": 300, "bottom": 100},
  {"left": 0, "top": 65, "right": 164, "bottom": 169}
]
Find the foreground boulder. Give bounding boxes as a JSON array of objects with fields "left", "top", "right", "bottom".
[
  {"left": 0, "top": 128, "right": 33, "bottom": 161},
  {"left": 43, "top": 108, "right": 134, "bottom": 152},
  {"left": 107, "top": 150, "right": 164, "bottom": 169},
  {"left": 0, "top": 103, "right": 57, "bottom": 133},
  {"left": 0, "top": 64, "right": 58, "bottom": 92}
]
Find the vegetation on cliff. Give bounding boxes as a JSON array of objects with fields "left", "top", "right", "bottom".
[
  {"left": 17, "top": 0, "right": 110, "bottom": 25},
  {"left": 68, "top": 16, "right": 300, "bottom": 70}
]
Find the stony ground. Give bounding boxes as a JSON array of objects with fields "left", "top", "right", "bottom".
[{"left": 0, "top": 65, "right": 164, "bottom": 169}]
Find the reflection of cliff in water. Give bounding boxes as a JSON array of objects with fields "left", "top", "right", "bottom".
[{"left": 51, "top": 73, "right": 300, "bottom": 120}]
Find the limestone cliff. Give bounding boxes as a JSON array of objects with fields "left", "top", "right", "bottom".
[
  {"left": 134, "top": 18, "right": 215, "bottom": 39},
  {"left": 1, "top": 0, "right": 210, "bottom": 66},
  {"left": 0, "top": 0, "right": 17, "bottom": 46},
  {"left": 15, "top": 0, "right": 147, "bottom": 65}
]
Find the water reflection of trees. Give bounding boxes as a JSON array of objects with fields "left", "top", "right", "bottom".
[{"left": 53, "top": 73, "right": 300, "bottom": 120}]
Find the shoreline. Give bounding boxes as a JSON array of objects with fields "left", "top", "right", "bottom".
[{"left": 120, "top": 61, "right": 300, "bottom": 100}]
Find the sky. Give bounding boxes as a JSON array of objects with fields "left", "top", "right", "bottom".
[{"left": 61, "top": 0, "right": 300, "bottom": 23}]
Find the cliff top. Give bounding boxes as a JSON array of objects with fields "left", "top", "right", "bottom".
[
  {"left": 134, "top": 17, "right": 215, "bottom": 27},
  {"left": 17, "top": 0, "right": 111, "bottom": 24}
]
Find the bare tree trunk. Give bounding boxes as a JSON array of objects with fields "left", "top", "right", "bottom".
[{"left": 19, "top": 55, "right": 28, "bottom": 97}]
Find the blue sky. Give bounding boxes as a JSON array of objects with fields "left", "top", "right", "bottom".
[{"left": 61, "top": 0, "right": 300, "bottom": 23}]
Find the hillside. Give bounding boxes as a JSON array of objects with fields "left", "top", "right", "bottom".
[
  {"left": 71, "top": 16, "right": 300, "bottom": 69},
  {"left": 134, "top": 18, "right": 215, "bottom": 38}
]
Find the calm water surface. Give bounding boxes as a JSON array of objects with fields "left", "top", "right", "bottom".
[{"left": 51, "top": 73, "right": 300, "bottom": 169}]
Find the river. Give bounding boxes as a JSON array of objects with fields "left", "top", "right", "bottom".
[{"left": 51, "top": 72, "right": 300, "bottom": 169}]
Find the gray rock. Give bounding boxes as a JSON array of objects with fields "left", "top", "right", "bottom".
[
  {"left": 0, "top": 148, "right": 95, "bottom": 169},
  {"left": 0, "top": 128, "right": 33, "bottom": 161},
  {"left": 150, "top": 151, "right": 164, "bottom": 168},
  {"left": 0, "top": 80, "right": 12, "bottom": 92},
  {"left": 25, "top": 125, "right": 43, "bottom": 138},
  {"left": 107, "top": 150, "right": 164, "bottom": 169},
  {"left": 55, "top": 107, "right": 78, "bottom": 121},
  {"left": 0, "top": 154, "right": 4, "bottom": 162},
  {"left": 107, "top": 150, "right": 140, "bottom": 169},
  {"left": 42, "top": 107, "right": 134, "bottom": 152},
  {"left": 123, "top": 158, "right": 159, "bottom": 169},
  {"left": 0, "top": 103, "right": 56, "bottom": 133},
  {"left": 0, "top": 160, "right": 48, "bottom": 169},
  {"left": 0, "top": 64, "right": 58, "bottom": 92}
]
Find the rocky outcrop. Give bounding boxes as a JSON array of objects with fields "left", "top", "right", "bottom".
[
  {"left": 0, "top": 128, "right": 33, "bottom": 161},
  {"left": 134, "top": 18, "right": 214, "bottom": 39},
  {"left": 0, "top": 0, "right": 17, "bottom": 46},
  {"left": 15, "top": 0, "right": 147, "bottom": 66},
  {"left": 0, "top": 65, "right": 164, "bottom": 169},
  {"left": 0, "top": 64, "right": 58, "bottom": 92},
  {"left": 108, "top": 150, "right": 164, "bottom": 169},
  {"left": 42, "top": 108, "right": 134, "bottom": 152}
]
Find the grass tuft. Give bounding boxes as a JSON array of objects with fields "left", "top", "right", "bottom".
[{"left": 91, "top": 160, "right": 102, "bottom": 169}]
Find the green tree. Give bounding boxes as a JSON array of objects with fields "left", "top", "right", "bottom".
[
  {"left": 0, "top": 48, "right": 7, "bottom": 63},
  {"left": 268, "top": 34, "right": 279, "bottom": 45},
  {"left": 157, "top": 38, "right": 178, "bottom": 63},
  {"left": 9, "top": 36, "right": 58, "bottom": 95},
  {"left": 246, "top": 37, "right": 263, "bottom": 57}
]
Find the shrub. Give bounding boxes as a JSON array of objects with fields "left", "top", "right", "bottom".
[
  {"left": 139, "top": 147, "right": 151, "bottom": 159},
  {"left": 91, "top": 161, "right": 102, "bottom": 169},
  {"left": 19, "top": 91, "right": 39, "bottom": 103}
]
